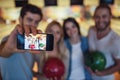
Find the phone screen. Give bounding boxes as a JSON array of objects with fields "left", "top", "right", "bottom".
[
  {"left": 17, "top": 33, "right": 53, "bottom": 51},
  {"left": 25, "top": 34, "right": 46, "bottom": 50}
]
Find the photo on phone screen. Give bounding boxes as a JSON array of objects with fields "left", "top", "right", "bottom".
[{"left": 17, "top": 33, "right": 54, "bottom": 51}]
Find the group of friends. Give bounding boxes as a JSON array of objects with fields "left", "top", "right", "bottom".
[{"left": 0, "top": 3, "right": 120, "bottom": 80}]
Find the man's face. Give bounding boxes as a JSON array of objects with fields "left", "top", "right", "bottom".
[
  {"left": 94, "top": 8, "right": 111, "bottom": 31},
  {"left": 20, "top": 12, "right": 41, "bottom": 30}
]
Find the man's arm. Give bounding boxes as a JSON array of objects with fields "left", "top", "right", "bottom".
[
  {"left": 0, "top": 25, "right": 42, "bottom": 57},
  {"left": 94, "top": 59, "right": 120, "bottom": 76},
  {"left": 0, "top": 26, "right": 26, "bottom": 57},
  {"left": 87, "top": 59, "right": 120, "bottom": 76},
  {"left": 0, "top": 40, "right": 10, "bottom": 57}
]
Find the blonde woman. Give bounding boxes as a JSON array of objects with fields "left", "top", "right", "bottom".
[{"left": 33, "top": 21, "right": 69, "bottom": 80}]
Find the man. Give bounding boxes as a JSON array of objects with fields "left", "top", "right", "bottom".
[
  {"left": 88, "top": 4, "right": 120, "bottom": 80},
  {"left": 0, "top": 4, "right": 42, "bottom": 80}
]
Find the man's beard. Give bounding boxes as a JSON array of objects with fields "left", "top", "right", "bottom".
[{"left": 96, "top": 21, "right": 110, "bottom": 32}]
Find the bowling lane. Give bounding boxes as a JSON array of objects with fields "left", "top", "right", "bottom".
[
  {"left": 1, "top": 19, "right": 120, "bottom": 42},
  {"left": 0, "top": 21, "right": 48, "bottom": 43},
  {"left": 111, "top": 19, "right": 120, "bottom": 35},
  {"left": 79, "top": 19, "right": 120, "bottom": 36},
  {"left": 0, "top": 24, "right": 15, "bottom": 42}
]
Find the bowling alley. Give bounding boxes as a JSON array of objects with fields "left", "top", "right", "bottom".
[{"left": 0, "top": 0, "right": 120, "bottom": 80}]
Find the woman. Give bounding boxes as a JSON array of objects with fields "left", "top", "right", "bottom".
[
  {"left": 63, "top": 17, "right": 92, "bottom": 80},
  {"left": 33, "top": 21, "right": 69, "bottom": 80}
]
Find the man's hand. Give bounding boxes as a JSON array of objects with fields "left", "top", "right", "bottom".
[
  {"left": 86, "top": 66, "right": 104, "bottom": 76},
  {"left": 17, "top": 24, "right": 42, "bottom": 54},
  {"left": 94, "top": 70, "right": 104, "bottom": 76},
  {"left": 0, "top": 25, "right": 26, "bottom": 57},
  {"left": 0, "top": 24, "right": 43, "bottom": 57},
  {"left": 19, "top": 24, "right": 40, "bottom": 36}
]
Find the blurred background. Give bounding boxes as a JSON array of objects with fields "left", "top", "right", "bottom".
[
  {"left": 0, "top": 0, "right": 120, "bottom": 80},
  {"left": 1, "top": 0, "right": 120, "bottom": 42}
]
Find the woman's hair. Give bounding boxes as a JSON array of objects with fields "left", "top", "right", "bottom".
[
  {"left": 45, "top": 20, "right": 64, "bottom": 43},
  {"left": 45, "top": 20, "right": 66, "bottom": 58},
  {"left": 63, "top": 17, "right": 81, "bottom": 39}
]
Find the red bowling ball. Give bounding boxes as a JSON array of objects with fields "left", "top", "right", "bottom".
[{"left": 43, "top": 57, "right": 65, "bottom": 80}]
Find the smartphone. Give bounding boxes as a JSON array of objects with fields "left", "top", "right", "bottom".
[{"left": 17, "top": 33, "right": 54, "bottom": 51}]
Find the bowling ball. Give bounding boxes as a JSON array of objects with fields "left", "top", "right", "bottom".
[
  {"left": 85, "top": 51, "right": 106, "bottom": 71},
  {"left": 43, "top": 57, "right": 65, "bottom": 79}
]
